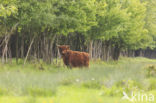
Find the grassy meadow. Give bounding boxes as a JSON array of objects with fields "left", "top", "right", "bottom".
[{"left": 0, "top": 57, "right": 155, "bottom": 103}]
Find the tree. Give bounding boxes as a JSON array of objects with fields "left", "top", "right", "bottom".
[
  {"left": 52, "top": 0, "right": 97, "bottom": 35},
  {"left": 0, "top": 0, "right": 155, "bottom": 63},
  {"left": 88, "top": 0, "right": 151, "bottom": 60},
  {"left": 0, "top": 0, "right": 18, "bottom": 63},
  {"left": 144, "top": 0, "right": 156, "bottom": 49}
]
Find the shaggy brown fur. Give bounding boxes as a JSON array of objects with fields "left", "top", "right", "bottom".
[
  {"left": 62, "top": 50, "right": 89, "bottom": 68},
  {"left": 58, "top": 45, "right": 89, "bottom": 68},
  {"left": 58, "top": 45, "right": 70, "bottom": 55}
]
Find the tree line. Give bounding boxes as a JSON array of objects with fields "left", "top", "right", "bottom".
[{"left": 0, "top": 0, "right": 156, "bottom": 64}]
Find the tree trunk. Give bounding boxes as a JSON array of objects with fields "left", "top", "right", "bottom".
[
  {"left": 89, "top": 40, "right": 93, "bottom": 59},
  {"left": 24, "top": 36, "right": 35, "bottom": 65},
  {"left": 1, "top": 23, "right": 18, "bottom": 63},
  {"left": 102, "top": 41, "right": 110, "bottom": 61},
  {"left": 49, "top": 35, "right": 56, "bottom": 63},
  {"left": 16, "top": 33, "right": 19, "bottom": 64},
  {"left": 2, "top": 35, "right": 10, "bottom": 63},
  {"left": 20, "top": 34, "right": 24, "bottom": 58},
  {"left": 112, "top": 45, "right": 120, "bottom": 60}
]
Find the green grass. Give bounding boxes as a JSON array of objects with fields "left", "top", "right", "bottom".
[
  {"left": 0, "top": 57, "right": 155, "bottom": 103},
  {"left": 0, "top": 87, "right": 155, "bottom": 103}
]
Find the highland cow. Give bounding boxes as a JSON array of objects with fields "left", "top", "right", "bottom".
[{"left": 58, "top": 45, "right": 89, "bottom": 68}]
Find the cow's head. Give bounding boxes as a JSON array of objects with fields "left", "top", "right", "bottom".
[
  {"left": 57, "top": 45, "right": 70, "bottom": 55},
  {"left": 62, "top": 50, "right": 70, "bottom": 56}
]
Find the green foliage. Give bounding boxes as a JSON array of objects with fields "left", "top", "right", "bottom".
[
  {"left": 88, "top": 0, "right": 151, "bottom": 50},
  {"left": 121, "top": 0, "right": 151, "bottom": 49},
  {"left": 17, "top": 0, "right": 56, "bottom": 33},
  {"left": 101, "top": 85, "right": 123, "bottom": 96},
  {"left": 53, "top": 0, "right": 97, "bottom": 35},
  {"left": 0, "top": 57, "right": 155, "bottom": 96},
  {"left": 0, "top": 88, "right": 9, "bottom": 96},
  {"left": 0, "top": 0, "right": 17, "bottom": 17},
  {"left": 0, "top": 0, "right": 155, "bottom": 62},
  {"left": 116, "top": 80, "right": 143, "bottom": 93},
  {"left": 146, "top": 78, "right": 156, "bottom": 90},
  {"left": 0, "top": 4, "right": 17, "bottom": 18},
  {"left": 59, "top": 77, "right": 74, "bottom": 86},
  {"left": 25, "top": 87, "right": 56, "bottom": 97},
  {"left": 82, "top": 81, "right": 101, "bottom": 89},
  {"left": 143, "top": 0, "right": 156, "bottom": 48},
  {"left": 144, "top": 64, "right": 156, "bottom": 77},
  {"left": 0, "top": 0, "right": 18, "bottom": 36},
  {"left": 15, "top": 0, "right": 97, "bottom": 36},
  {"left": 0, "top": 57, "right": 155, "bottom": 102}
]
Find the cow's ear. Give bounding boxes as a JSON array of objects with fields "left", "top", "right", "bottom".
[
  {"left": 66, "top": 45, "right": 70, "bottom": 49},
  {"left": 56, "top": 44, "right": 60, "bottom": 47}
]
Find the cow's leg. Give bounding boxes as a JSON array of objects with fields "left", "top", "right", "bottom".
[{"left": 67, "top": 65, "right": 72, "bottom": 69}]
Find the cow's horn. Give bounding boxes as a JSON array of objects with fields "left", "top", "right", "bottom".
[{"left": 56, "top": 44, "right": 60, "bottom": 47}]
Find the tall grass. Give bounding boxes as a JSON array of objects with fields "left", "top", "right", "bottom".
[{"left": 0, "top": 57, "right": 155, "bottom": 97}]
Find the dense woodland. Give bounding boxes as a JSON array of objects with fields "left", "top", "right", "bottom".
[{"left": 0, "top": 0, "right": 156, "bottom": 64}]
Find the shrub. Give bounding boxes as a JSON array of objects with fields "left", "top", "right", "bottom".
[
  {"left": 25, "top": 87, "right": 56, "bottom": 97},
  {"left": 144, "top": 64, "right": 156, "bottom": 77},
  {"left": 82, "top": 81, "right": 101, "bottom": 89},
  {"left": 146, "top": 78, "right": 156, "bottom": 90}
]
